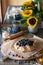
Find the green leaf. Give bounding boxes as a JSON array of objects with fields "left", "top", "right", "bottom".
[{"left": 35, "top": 0, "right": 41, "bottom": 11}]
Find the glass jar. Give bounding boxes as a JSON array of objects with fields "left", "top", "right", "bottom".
[{"left": 11, "top": 24, "right": 21, "bottom": 34}]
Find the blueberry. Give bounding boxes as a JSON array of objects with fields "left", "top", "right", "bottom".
[
  {"left": 19, "top": 43, "right": 23, "bottom": 46},
  {"left": 8, "top": 52, "right": 11, "bottom": 55},
  {"left": 20, "top": 41, "right": 23, "bottom": 44},
  {"left": 19, "top": 41, "right": 21, "bottom": 42},
  {"left": 13, "top": 54, "right": 15, "bottom": 56},
  {"left": 22, "top": 56, "right": 24, "bottom": 58},
  {"left": 15, "top": 14, "right": 22, "bottom": 20},
  {"left": 23, "top": 41, "right": 27, "bottom": 46},
  {"left": 28, "top": 41, "right": 33, "bottom": 46},
  {"left": 19, "top": 40, "right": 26, "bottom": 46},
  {"left": 24, "top": 40, "right": 29, "bottom": 44}
]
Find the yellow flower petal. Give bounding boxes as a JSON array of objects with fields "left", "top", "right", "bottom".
[{"left": 22, "top": 10, "right": 33, "bottom": 18}]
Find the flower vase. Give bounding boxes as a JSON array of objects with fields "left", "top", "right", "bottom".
[{"left": 28, "top": 24, "right": 39, "bottom": 33}]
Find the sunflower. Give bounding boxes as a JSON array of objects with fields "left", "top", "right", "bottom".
[
  {"left": 27, "top": 16, "right": 38, "bottom": 28},
  {"left": 23, "top": 1, "right": 32, "bottom": 6},
  {"left": 22, "top": 10, "right": 33, "bottom": 18},
  {"left": 23, "top": 0, "right": 35, "bottom": 10}
]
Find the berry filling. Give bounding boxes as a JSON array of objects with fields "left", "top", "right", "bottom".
[{"left": 17, "top": 39, "right": 33, "bottom": 46}]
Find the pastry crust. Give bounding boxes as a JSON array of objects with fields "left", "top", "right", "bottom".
[
  {"left": 10, "top": 38, "right": 37, "bottom": 58},
  {"left": 1, "top": 36, "right": 43, "bottom": 60}
]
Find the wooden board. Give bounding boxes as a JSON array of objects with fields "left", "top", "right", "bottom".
[{"left": 1, "top": 36, "right": 43, "bottom": 61}]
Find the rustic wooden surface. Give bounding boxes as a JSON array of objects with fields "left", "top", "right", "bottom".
[{"left": 0, "top": 29, "right": 43, "bottom": 65}]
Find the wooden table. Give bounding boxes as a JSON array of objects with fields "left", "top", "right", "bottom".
[{"left": 0, "top": 29, "right": 43, "bottom": 65}]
